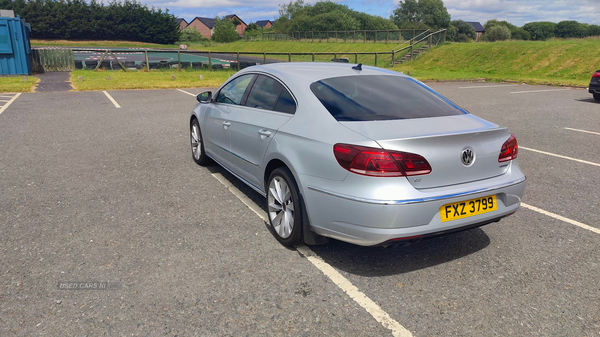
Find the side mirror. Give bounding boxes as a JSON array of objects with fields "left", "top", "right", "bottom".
[{"left": 197, "top": 91, "right": 212, "bottom": 103}]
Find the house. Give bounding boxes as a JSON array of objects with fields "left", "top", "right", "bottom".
[
  {"left": 187, "top": 15, "right": 247, "bottom": 39},
  {"left": 175, "top": 18, "right": 188, "bottom": 31},
  {"left": 255, "top": 20, "right": 273, "bottom": 29},
  {"left": 467, "top": 22, "right": 485, "bottom": 41},
  {"left": 187, "top": 17, "right": 216, "bottom": 39},
  {"left": 224, "top": 14, "right": 247, "bottom": 36}
]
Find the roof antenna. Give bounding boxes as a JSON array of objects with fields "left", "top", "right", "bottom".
[{"left": 352, "top": 63, "right": 362, "bottom": 71}]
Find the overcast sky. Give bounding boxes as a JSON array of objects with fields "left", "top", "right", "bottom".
[{"left": 156, "top": 0, "right": 600, "bottom": 27}]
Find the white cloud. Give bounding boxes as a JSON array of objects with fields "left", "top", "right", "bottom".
[
  {"left": 139, "top": 0, "right": 600, "bottom": 26},
  {"left": 444, "top": 0, "right": 600, "bottom": 25}
]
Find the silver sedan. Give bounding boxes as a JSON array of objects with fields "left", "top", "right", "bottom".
[{"left": 189, "top": 62, "right": 525, "bottom": 247}]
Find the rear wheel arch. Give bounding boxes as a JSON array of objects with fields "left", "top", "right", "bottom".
[{"left": 263, "top": 158, "right": 328, "bottom": 246}]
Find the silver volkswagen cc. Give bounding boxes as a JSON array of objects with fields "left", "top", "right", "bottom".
[{"left": 189, "top": 62, "right": 525, "bottom": 247}]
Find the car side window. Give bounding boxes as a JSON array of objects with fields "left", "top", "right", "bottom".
[
  {"left": 245, "top": 75, "right": 297, "bottom": 114},
  {"left": 274, "top": 89, "right": 296, "bottom": 114},
  {"left": 216, "top": 74, "right": 254, "bottom": 105},
  {"left": 245, "top": 75, "right": 283, "bottom": 111}
]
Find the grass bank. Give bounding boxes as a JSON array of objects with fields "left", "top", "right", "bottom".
[
  {"left": 196, "top": 40, "right": 397, "bottom": 67},
  {"left": 0, "top": 76, "right": 38, "bottom": 92},
  {"left": 70, "top": 69, "right": 234, "bottom": 91},
  {"left": 396, "top": 38, "right": 600, "bottom": 87}
]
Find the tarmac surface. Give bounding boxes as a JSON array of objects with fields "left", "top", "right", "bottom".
[
  {"left": 34, "top": 72, "right": 72, "bottom": 92},
  {"left": 0, "top": 81, "right": 598, "bottom": 336}
]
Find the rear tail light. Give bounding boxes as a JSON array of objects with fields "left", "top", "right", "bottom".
[
  {"left": 333, "top": 143, "right": 431, "bottom": 177},
  {"left": 498, "top": 134, "right": 518, "bottom": 162},
  {"left": 593, "top": 71, "right": 600, "bottom": 78}
]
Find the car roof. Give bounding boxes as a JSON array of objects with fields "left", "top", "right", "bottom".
[{"left": 237, "top": 62, "right": 407, "bottom": 86}]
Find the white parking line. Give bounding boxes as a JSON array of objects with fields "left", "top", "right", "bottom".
[
  {"left": 520, "top": 146, "right": 600, "bottom": 167},
  {"left": 522, "top": 203, "right": 600, "bottom": 235},
  {"left": 296, "top": 246, "right": 412, "bottom": 337},
  {"left": 176, "top": 89, "right": 196, "bottom": 97},
  {"left": 510, "top": 88, "right": 570, "bottom": 94},
  {"left": 102, "top": 91, "right": 121, "bottom": 108},
  {"left": 459, "top": 84, "right": 520, "bottom": 89},
  {"left": 564, "top": 127, "right": 600, "bottom": 136},
  {"left": 210, "top": 172, "right": 412, "bottom": 337},
  {"left": 0, "top": 93, "right": 21, "bottom": 115}
]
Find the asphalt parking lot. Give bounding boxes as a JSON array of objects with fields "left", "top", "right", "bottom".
[{"left": 1, "top": 81, "right": 599, "bottom": 336}]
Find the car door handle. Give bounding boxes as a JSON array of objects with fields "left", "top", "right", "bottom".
[
  {"left": 258, "top": 129, "right": 272, "bottom": 139},
  {"left": 222, "top": 121, "right": 231, "bottom": 128}
]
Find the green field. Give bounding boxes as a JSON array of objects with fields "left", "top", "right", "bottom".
[{"left": 395, "top": 38, "right": 600, "bottom": 87}]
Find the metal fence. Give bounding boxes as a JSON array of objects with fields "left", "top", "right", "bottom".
[
  {"left": 30, "top": 29, "right": 446, "bottom": 73},
  {"left": 263, "top": 29, "right": 429, "bottom": 43}
]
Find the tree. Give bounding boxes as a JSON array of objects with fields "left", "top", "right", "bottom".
[
  {"left": 522, "top": 21, "right": 556, "bottom": 40},
  {"left": 448, "top": 20, "right": 476, "bottom": 42},
  {"left": 212, "top": 16, "right": 239, "bottom": 42},
  {"left": 7, "top": 0, "right": 180, "bottom": 43},
  {"left": 391, "top": 0, "right": 450, "bottom": 30},
  {"left": 275, "top": 1, "right": 397, "bottom": 32},
  {"left": 483, "top": 19, "right": 516, "bottom": 31},
  {"left": 278, "top": 0, "right": 304, "bottom": 19},
  {"left": 243, "top": 23, "right": 262, "bottom": 40},
  {"left": 589, "top": 24, "right": 600, "bottom": 37},
  {"left": 481, "top": 25, "right": 511, "bottom": 42},
  {"left": 556, "top": 20, "right": 587, "bottom": 38}
]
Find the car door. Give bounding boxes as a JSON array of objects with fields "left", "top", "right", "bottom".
[
  {"left": 227, "top": 74, "right": 297, "bottom": 190},
  {"left": 203, "top": 74, "right": 255, "bottom": 167}
]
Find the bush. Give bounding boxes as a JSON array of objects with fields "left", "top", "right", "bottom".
[
  {"left": 482, "top": 25, "right": 511, "bottom": 42},
  {"left": 449, "top": 20, "right": 476, "bottom": 42},
  {"left": 212, "top": 17, "right": 240, "bottom": 43},
  {"left": 179, "top": 27, "right": 207, "bottom": 42},
  {"left": 510, "top": 27, "right": 530, "bottom": 40}
]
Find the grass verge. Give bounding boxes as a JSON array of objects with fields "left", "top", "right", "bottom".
[
  {"left": 396, "top": 38, "right": 600, "bottom": 87},
  {"left": 31, "top": 39, "right": 179, "bottom": 49},
  {"left": 0, "top": 76, "right": 39, "bottom": 92},
  {"left": 70, "top": 69, "right": 235, "bottom": 91}
]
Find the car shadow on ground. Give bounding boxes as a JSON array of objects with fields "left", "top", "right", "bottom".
[
  {"left": 206, "top": 164, "right": 491, "bottom": 277},
  {"left": 308, "top": 229, "right": 490, "bottom": 277},
  {"left": 575, "top": 98, "right": 600, "bottom": 104}
]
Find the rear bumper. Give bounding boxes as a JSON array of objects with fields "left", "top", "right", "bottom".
[
  {"left": 589, "top": 83, "right": 600, "bottom": 94},
  {"left": 303, "top": 175, "right": 526, "bottom": 247}
]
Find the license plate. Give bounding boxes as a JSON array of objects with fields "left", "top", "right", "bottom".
[{"left": 440, "top": 195, "right": 497, "bottom": 222}]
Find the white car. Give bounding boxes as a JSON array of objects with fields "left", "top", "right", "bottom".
[{"left": 190, "top": 62, "right": 525, "bottom": 247}]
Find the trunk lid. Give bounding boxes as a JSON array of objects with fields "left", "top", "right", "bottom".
[{"left": 340, "top": 115, "right": 512, "bottom": 189}]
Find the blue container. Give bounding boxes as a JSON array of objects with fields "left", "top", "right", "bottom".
[{"left": 0, "top": 16, "right": 32, "bottom": 75}]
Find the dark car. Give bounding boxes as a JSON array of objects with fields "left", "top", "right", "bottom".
[{"left": 590, "top": 70, "right": 600, "bottom": 101}]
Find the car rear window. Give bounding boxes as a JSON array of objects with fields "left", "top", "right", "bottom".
[{"left": 310, "top": 75, "right": 466, "bottom": 121}]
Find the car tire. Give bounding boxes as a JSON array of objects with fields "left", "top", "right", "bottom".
[
  {"left": 267, "top": 168, "right": 303, "bottom": 247},
  {"left": 190, "top": 119, "right": 210, "bottom": 166},
  {"left": 594, "top": 93, "right": 600, "bottom": 101}
]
